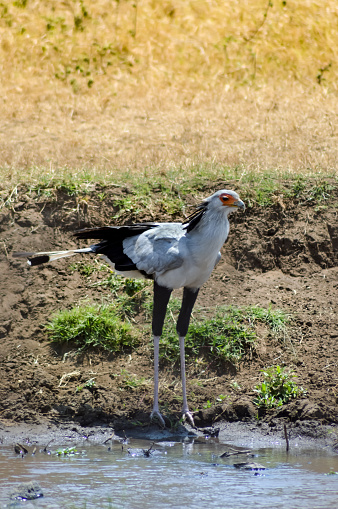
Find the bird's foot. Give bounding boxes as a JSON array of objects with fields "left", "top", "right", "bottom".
[
  {"left": 150, "top": 409, "right": 166, "bottom": 427},
  {"left": 182, "top": 409, "right": 195, "bottom": 427}
]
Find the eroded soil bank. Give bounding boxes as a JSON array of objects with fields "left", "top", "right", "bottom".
[{"left": 0, "top": 182, "right": 337, "bottom": 444}]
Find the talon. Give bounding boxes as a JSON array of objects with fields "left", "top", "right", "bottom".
[
  {"left": 182, "top": 410, "right": 195, "bottom": 427},
  {"left": 150, "top": 410, "right": 165, "bottom": 427}
]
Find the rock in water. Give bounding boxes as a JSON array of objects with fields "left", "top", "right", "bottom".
[{"left": 10, "top": 481, "right": 43, "bottom": 501}]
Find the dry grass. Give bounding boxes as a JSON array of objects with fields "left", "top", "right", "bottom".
[{"left": 0, "top": 0, "right": 337, "bottom": 183}]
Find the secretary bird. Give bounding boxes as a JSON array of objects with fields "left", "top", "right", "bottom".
[{"left": 13, "top": 189, "right": 245, "bottom": 426}]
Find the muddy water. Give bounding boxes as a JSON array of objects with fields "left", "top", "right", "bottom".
[{"left": 1, "top": 438, "right": 338, "bottom": 509}]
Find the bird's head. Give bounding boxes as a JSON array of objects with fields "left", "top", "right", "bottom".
[
  {"left": 183, "top": 189, "right": 245, "bottom": 232},
  {"left": 205, "top": 189, "right": 245, "bottom": 213}
]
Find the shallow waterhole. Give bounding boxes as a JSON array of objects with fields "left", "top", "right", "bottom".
[{"left": 1, "top": 437, "right": 338, "bottom": 509}]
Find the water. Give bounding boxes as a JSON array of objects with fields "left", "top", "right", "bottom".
[{"left": 1, "top": 437, "right": 338, "bottom": 508}]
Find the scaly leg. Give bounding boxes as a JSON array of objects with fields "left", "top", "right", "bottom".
[
  {"left": 179, "top": 335, "right": 195, "bottom": 426},
  {"left": 176, "top": 287, "right": 199, "bottom": 426},
  {"left": 150, "top": 282, "right": 172, "bottom": 426},
  {"left": 150, "top": 335, "right": 165, "bottom": 426}
]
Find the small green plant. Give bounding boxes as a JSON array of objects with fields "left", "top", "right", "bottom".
[
  {"left": 97, "top": 192, "right": 106, "bottom": 201},
  {"left": 69, "top": 261, "right": 103, "bottom": 277},
  {"left": 76, "top": 378, "right": 96, "bottom": 392},
  {"left": 288, "top": 177, "right": 308, "bottom": 199},
  {"left": 113, "top": 277, "right": 150, "bottom": 298},
  {"left": 55, "top": 447, "right": 78, "bottom": 456},
  {"left": 93, "top": 273, "right": 149, "bottom": 296},
  {"left": 203, "top": 394, "right": 227, "bottom": 409},
  {"left": 230, "top": 381, "right": 241, "bottom": 391},
  {"left": 120, "top": 369, "right": 147, "bottom": 390},
  {"left": 112, "top": 196, "right": 144, "bottom": 219},
  {"left": 317, "top": 62, "right": 332, "bottom": 85},
  {"left": 46, "top": 303, "right": 139, "bottom": 352},
  {"left": 309, "top": 181, "right": 335, "bottom": 202},
  {"left": 253, "top": 365, "right": 306, "bottom": 408},
  {"left": 111, "top": 278, "right": 151, "bottom": 318},
  {"left": 84, "top": 378, "right": 96, "bottom": 389}
]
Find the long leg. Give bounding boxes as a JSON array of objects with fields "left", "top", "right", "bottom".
[
  {"left": 177, "top": 287, "right": 199, "bottom": 426},
  {"left": 152, "top": 335, "right": 162, "bottom": 423},
  {"left": 151, "top": 281, "right": 172, "bottom": 425}
]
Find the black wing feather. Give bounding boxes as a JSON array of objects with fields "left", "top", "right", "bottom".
[
  {"left": 74, "top": 203, "right": 207, "bottom": 273},
  {"left": 74, "top": 223, "right": 159, "bottom": 241},
  {"left": 76, "top": 224, "right": 157, "bottom": 278},
  {"left": 90, "top": 240, "right": 137, "bottom": 271}
]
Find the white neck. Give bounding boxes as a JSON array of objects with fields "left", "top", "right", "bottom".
[{"left": 187, "top": 207, "right": 231, "bottom": 263}]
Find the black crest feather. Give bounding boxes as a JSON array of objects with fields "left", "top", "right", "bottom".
[{"left": 182, "top": 203, "right": 208, "bottom": 233}]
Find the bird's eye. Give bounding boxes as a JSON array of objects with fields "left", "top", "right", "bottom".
[{"left": 220, "top": 194, "right": 229, "bottom": 202}]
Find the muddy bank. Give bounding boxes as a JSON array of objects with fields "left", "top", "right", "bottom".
[
  {"left": 0, "top": 182, "right": 337, "bottom": 436},
  {"left": 1, "top": 419, "right": 338, "bottom": 453}
]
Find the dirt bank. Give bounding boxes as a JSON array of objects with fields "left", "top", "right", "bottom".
[{"left": 0, "top": 182, "right": 337, "bottom": 440}]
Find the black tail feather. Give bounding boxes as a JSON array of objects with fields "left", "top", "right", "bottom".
[
  {"left": 74, "top": 224, "right": 158, "bottom": 241},
  {"left": 28, "top": 255, "right": 50, "bottom": 266},
  {"left": 12, "top": 252, "right": 37, "bottom": 258}
]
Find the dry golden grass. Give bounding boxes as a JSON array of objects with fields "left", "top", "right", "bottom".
[{"left": 0, "top": 0, "right": 337, "bottom": 182}]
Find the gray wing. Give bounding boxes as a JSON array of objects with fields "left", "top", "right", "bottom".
[{"left": 123, "top": 223, "right": 186, "bottom": 275}]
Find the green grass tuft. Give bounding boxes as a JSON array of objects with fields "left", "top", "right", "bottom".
[
  {"left": 286, "top": 177, "right": 335, "bottom": 204},
  {"left": 46, "top": 303, "right": 139, "bottom": 352},
  {"left": 239, "top": 305, "right": 289, "bottom": 333},
  {"left": 1, "top": 167, "right": 336, "bottom": 213},
  {"left": 157, "top": 305, "right": 288, "bottom": 365}
]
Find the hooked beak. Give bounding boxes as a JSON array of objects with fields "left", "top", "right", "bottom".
[{"left": 233, "top": 199, "right": 245, "bottom": 210}]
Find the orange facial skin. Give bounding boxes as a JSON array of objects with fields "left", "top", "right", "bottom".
[{"left": 219, "top": 193, "right": 238, "bottom": 206}]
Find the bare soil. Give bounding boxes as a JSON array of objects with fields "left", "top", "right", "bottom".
[{"left": 0, "top": 183, "right": 338, "bottom": 442}]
